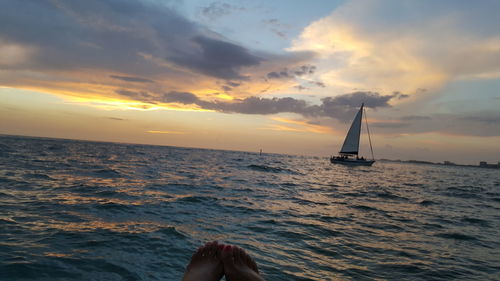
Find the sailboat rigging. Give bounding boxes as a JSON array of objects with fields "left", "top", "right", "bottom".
[{"left": 330, "top": 103, "right": 375, "bottom": 166}]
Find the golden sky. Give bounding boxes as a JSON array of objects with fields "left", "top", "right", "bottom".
[{"left": 1, "top": 0, "right": 500, "bottom": 164}]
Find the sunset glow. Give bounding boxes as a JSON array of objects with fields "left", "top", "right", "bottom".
[{"left": 1, "top": 0, "right": 499, "bottom": 164}]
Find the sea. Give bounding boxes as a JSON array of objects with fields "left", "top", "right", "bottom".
[{"left": 0, "top": 135, "right": 499, "bottom": 281}]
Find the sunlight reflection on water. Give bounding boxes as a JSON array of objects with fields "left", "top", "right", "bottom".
[{"left": 0, "top": 135, "right": 499, "bottom": 280}]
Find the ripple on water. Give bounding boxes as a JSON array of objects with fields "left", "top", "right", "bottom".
[
  {"left": 461, "top": 217, "right": 491, "bottom": 227},
  {"left": 247, "top": 164, "right": 302, "bottom": 175},
  {"left": 1, "top": 136, "right": 500, "bottom": 281},
  {"left": 374, "top": 191, "right": 409, "bottom": 201},
  {"left": 419, "top": 199, "right": 437, "bottom": 206},
  {"left": 435, "top": 232, "right": 478, "bottom": 241}
]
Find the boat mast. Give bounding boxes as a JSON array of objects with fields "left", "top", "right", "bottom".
[{"left": 364, "top": 107, "right": 375, "bottom": 160}]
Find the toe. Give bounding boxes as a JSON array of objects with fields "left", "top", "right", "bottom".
[
  {"left": 207, "top": 241, "right": 218, "bottom": 258},
  {"left": 192, "top": 247, "right": 203, "bottom": 261},
  {"left": 234, "top": 246, "right": 244, "bottom": 265},
  {"left": 220, "top": 245, "right": 235, "bottom": 267},
  {"left": 249, "top": 255, "right": 259, "bottom": 273},
  {"left": 241, "top": 248, "right": 259, "bottom": 273},
  {"left": 216, "top": 243, "right": 225, "bottom": 258}
]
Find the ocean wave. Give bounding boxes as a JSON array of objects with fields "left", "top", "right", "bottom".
[
  {"left": 23, "top": 173, "right": 54, "bottom": 180},
  {"left": 91, "top": 168, "right": 122, "bottom": 178},
  {"left": 247, "top": 164, "right": 301, "bottom": 175},
  {"left": 2, "top": 135, "right": 500, "bottom": 281},
  {"left": 435, "top": 232, "right": 478, "bottom": 241},
  {"left": 419, "top": 199, "right": 437, "bottom": 206},
  {"left": 350, "top": 204, "right": 384, "bottom": 213},
  {"left": 460, "top": 217, "right": 490, "bottom": 227},
  {"left": 374, "top": 191, "right": 409, "bottom": 201}
]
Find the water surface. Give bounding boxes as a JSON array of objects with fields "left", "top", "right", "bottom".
[{"left": 0, "top": 135, "right": 499, "bottom": 280}]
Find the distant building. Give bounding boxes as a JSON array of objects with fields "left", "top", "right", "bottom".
[
  {"left": 443, "top": 161, "right": 455, "bottom": 165},
  {"left": 479, "top": 161, "right": 499, "bottom": 169}
]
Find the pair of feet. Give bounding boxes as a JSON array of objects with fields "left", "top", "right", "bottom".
[{"left": 182, "top": 241, "right": 265, "bottom": 281}]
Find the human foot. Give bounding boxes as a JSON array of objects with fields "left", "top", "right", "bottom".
[
  {"left": 182, "top": 241, "right": 224, "bottom": 281},
  {"left": 218, "top": 244, "right": 265, "bottom": 281}
]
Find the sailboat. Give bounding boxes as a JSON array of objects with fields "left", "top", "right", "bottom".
[{"left": 330, "top": 103, "right": 375, "bottom": 166}]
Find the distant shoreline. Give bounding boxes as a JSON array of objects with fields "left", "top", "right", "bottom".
[
  {"left": 1, "top": 134, "right": 498, "bottom": 169},
  {"left": 379, "top": 159, "right": 500, "bottom": 170}
]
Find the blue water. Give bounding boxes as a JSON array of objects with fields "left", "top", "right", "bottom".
[{"left": 0, "top": 135, "right": 499, "bottom": 280}]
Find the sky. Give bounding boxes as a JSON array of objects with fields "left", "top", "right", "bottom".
[{"left": 1, "top": 0, "right": 500, "bottom": 165}]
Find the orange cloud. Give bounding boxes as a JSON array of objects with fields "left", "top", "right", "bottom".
[
  {"left": 269, "top": 117, "right": 335, "bottom": 134},
  {"left": 147, "top": 130, "right": 187, "bottom": 135}
]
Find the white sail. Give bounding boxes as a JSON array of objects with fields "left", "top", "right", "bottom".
[{"left": 339, "top": 104, "right": 363, "bottom": 155}]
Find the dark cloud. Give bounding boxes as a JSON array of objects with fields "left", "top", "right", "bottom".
[
  {"left": 208, "top": 96, "right": 309, "bottom": 115},
  {"left": 0, "top": 0, "right": 192, "bottom": 71},
  {"left": 264, "top": 19, "right": 278, "bottom": 24},
  {"left": 116, "top": 89, "right": 153, "bottom": 100},
  {"left": 221, "top": 85, "right": 232, "bottom": 92},
  {"left": 158, "top": 90, "right": 398, "bottom": 121},
  {"left": 0, "top": 0, "right": 268, "bottom": 81},
  {"left": 106, "top": 117, "right": 126, "bottom": 121},
  {"left": 323, "top": 91, "right": 397, "bottom": 108},
  {"left": 308, "top": 81, "right": 326, "bottom": 88},
  {"left": 109, "top": 75, "right": 154, "bottom": 83},
  {"left": 271, "top": 30, "right": 286, "bottom": 38},
  {"left": 371, "top": 122, "right": 409, "bottom": 128},
  {"left": 200, "top": 2, "right": 245, "bottom": 21},
  {"left": 161, "top": 91, "right": 200, "bottom": 104},
  {"left": 459, "top": 115, "right": 500, "bottom": 124},
  {"left": 168, "top": 36, "right": 263, "bottom": 80},
  {"left": 445, "top": 113, "right": 500, "bottom": 136},
  {"left": 226, "top": 81, "right": 240, "bottom": 87},
  {"left": 221, "top": 81, "right": 240, "bottom": 91},
  {"left": 294, "top": 85, "right": 308, "bottom": 91},
  {"left": 267, "top": 65, "right": 316, "bottom": 79},
  {"left": 262, "top": 18, "right": 289, "bottom": 39},
  {"left": 319, "top": 91, "right": 399, "bottom": 122},
  {"left": 400, "top": 115, "right": 432, "bottom": 121},
  {"left": 373, "top": 112, "right": 500, "bottom": 137},
  {"left": 294, "top": 65, "right": 316, "bottom": 76},
  {"left": 393, "top": 91, "right": 410, "bottom": 99},
  {"left": 267, "top": 71, "right": 288, "bottom": 79}
]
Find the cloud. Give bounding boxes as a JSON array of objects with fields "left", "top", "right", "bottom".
[
  {"left": 458, "top": 115, "right": 500, "bottom": 125},
  {"left": 110, "top": 75, "right": 154, "bottom": 83},
  {"left": 199, "top": 2, "right": 245, "bottom": 21},
  {"left": 262, "top": 18, "right": 290, "bottom": 39},
  {"left": 226, "top": 81, "right": 241, "bottom": 87},
  {"left": 161, "top": 91, "right": 199, "bottom": 104},
  {"left": 308, "top": 81, "right": 325, "bottom": 88},
  {"left": 147, "top": 130, "right": 186, "bottom": 135},
  {"left": 269, "top": 117, "right": 334, "bottom": 134},
  {"left": 159, "top": 90, "right": 399, "bottom": 121},
  {"left": 116, "top": 89, "right": 154, "bottom": 100},
  {"left": 0, "top": 40, "right": 35, "bottom": 67},
  {"left": 106, "top": 117, "right": 126, "bottom": 121},
  {"left": 400, "top": 115, "right": 432, "bottom": 121},
  {"left": 168, "top": 36, "right": 263, "bottom": 80},
  {"left": 0, "top": 0, "right": 290, "bottom": 98},
  {"left": 371, "top": 122, "right": 409, "bottom": 128},
  {"left": 289, "top": 0, "right": 500, "bottom": 95},
  {"left": 372, "top": 111, "right": 500, "bottom": 137},
  {"left": 320, "top": 91, "right": 406, "bottom": 122},
  {"left": 267, "top": 64, "right": 316, "bottom": 79}
]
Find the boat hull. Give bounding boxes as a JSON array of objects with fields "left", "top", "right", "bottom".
[{"left": 330, "top": 157, "right": 375, "bottom": 166}]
